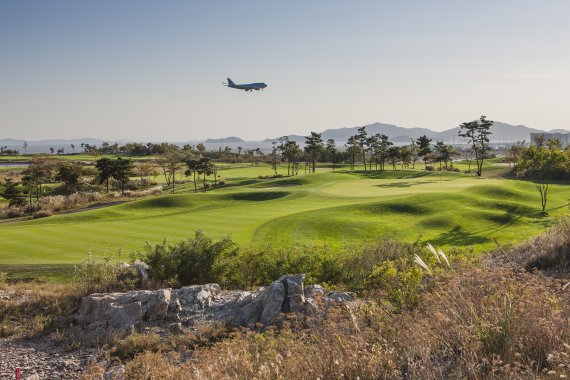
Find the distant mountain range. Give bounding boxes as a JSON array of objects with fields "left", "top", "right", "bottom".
[
  {"left": 1, "top": 121, "right": 568, "bottom": 151},
  {"left": 0, "top": 138, "right": 109, "bottom": 146},
  {"left": 264, "top": 121, "right": 565, "bottom": 144}
]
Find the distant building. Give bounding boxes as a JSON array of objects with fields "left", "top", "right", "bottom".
[{"left": 530, "top": 132, "right": 570, "bottom": 148}]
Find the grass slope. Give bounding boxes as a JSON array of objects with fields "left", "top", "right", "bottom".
[{"left": 0, "top": 170, "right": 567, "bottom": 264}]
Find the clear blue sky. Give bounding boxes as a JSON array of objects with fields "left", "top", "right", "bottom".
[{"left": 1, "top": 1, "right": 569, "bottom": 141}]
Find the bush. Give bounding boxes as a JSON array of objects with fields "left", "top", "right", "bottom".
[
  {"left": 73, "top": 253, "right": 133, "bottom": 293},
  {"left": 135, "top": 232, "right": 453, "bottom": 311},
  {"left": 136, "top": 231, "right": 238, "bottom": 286},
  {"left": 0, "top": 205, "right": 25, "bottom": 219},
  {"left": 0, "top": 272, "right": 7, "bottom": 284},
  {"left": 214, "top": 244, "right": 339, "bottom": 288},
  {"left": 32, "top": 209, "right": 53, "bottom": 219}
]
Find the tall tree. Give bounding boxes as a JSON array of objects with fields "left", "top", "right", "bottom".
[
  {"left": 22, "top": 157, "right": 55, "bottom": 199},
  {"left": 199, "top": 157, "right": 214, "bottom": 191},
  {"left": 378, "top": 135, "right": 392, "bottom": 171},
  {"left": 387, "top": 146, "right": 400, "bottom": 170},
  {"left": 277, "top": 136, "right": 291, "bottom": 176},
  {"left": 516, "top": 144, "right": 567, "bottom": 212},
  {"left": 355, "top": 127, "right": 368, "bottom": 169},
  {"left": 325, "top": 139, "right": 339, "bottom": 171},
  {"left": 434, "top": 142, "right": 458, "bottom": 171},
  {"left": 113, "top": 157, "right": 134, "bottom": 195},
  {"left": 55, "top": 162, "right": 82, "bottom": 194},
  {"left": 345, "top": 136, "right": 361, "bottom": 171},
  {"left": 399, "top": 146, "right": 413, "bottom": 169},
  {"left": 160, "top": 149, "right": 183, "bottom": 194},
  {"left": 185, "top": 159, "right": 201, "bottom": 192},
  {"left": 458, "top": 115, "right": 493, "bottom": 176},
  {"left": 416, "top": 135, "right": 432, "bottom": 169},
  {"left": 282, "top": 140, "right": 302, "bottom": 176},
  {"left": 270, "top": 142, "right": 279, "bottom": 175},
  {"left": 304, "top": 132, "right": 324, "bottom": 173},
  {"left": 2, "top": 178, "right": 25, "bottom": 206},
  {"left": 95, "top": 157, "right": 116, "bottom": 193},
  {"left": 366, "top": 135, "right": 380, "bottom": 170}
]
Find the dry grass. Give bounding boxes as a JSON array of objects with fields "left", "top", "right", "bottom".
[
  {"left": 0, "top": 281, "right": 81, "bottom": 338},
  {"left": 398, "top": 264, "right": 569, "bottom": 378},
  {"left": 32, "top": 209, "right": 53, "bottom": 219},
  {"left": 115, "top": 262, "right": 569, "bottom": 379},
  {"left": 488, "top": 220, "right": 570, "bottom": 279}
]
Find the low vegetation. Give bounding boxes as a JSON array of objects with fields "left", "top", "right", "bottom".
[
  {"left": 115, "top": 222, "right": 569, "bottom": 379},
  {"left": 1, "top": 222, "right": 569, "bottom": 378},
  {"left": 95, "top": 225, "right": 569, "bottom": 379}
]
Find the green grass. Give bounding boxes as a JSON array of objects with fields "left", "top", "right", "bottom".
[
  {"left": 0, "top": 153, "right": 159, "bottom": 162},
  {"left": 0, "top": 165, "right": 568, "bottom": 266},
  {"left": 0, "top": 264, "right": 75, "bottom": 282}
]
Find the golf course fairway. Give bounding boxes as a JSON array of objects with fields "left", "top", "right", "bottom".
[{"left": 0, "top": 170, "right": 567, "bottom": 264}]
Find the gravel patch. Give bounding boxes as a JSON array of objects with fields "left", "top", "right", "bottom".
[{"left": 0, "top": 336, "right": 95, "bottom": 379}]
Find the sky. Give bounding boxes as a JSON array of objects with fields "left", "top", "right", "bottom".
[{"left": 1, "top": 1, "right": 569, "bottom": 141}]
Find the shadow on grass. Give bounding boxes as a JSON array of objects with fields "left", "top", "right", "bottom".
[
  {"left": 430, "top": 225, "right": 491, "bottom": 247},
  {"left": 226, "top": 191, "right": 290, "bottom": 202}
]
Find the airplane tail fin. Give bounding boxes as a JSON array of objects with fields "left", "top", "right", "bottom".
[{"left": 227, "top": 78, "right": 235, "bottom": 86}]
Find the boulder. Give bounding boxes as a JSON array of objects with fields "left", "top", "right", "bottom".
[
  {"left": 73, "top": 274, "right": 354, "bottom": 339},
  {"left": 75, "top": 289, "right": 171, "bottom": 336},
  {"left": 227, "top": 274, "right": 311, "bottom": 328}
]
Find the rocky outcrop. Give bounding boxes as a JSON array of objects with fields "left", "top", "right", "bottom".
[
  {"left": 75, "top": 289, "right": 171, "bottom": 337},
  {"left": 226, "top": 274, "right": 312, "bottom": 327},
  {"left": 72, "top": 274, "right": 353, "bottom": 339}
]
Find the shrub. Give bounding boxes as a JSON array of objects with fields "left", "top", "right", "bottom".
[
  {"left": 73, "top": 253, "right": 132, "bottom": 293},
  {"left": 135, "top": 231, "right": 454, "bottom": 312},
  {"left": 0, "top": 272, "right": 7, "bottom": 284},
  {"left": 214, "top": 244, "right": 339, "bottom": 288},
  {"left": 0, "top": 206, "right": 25, "bottom": 219},
  {"left": 136, "top": 231, "right": 238, "bottom": 286},
  {"left": 32, "top": 209, "right": 53, "bottom": 219}
]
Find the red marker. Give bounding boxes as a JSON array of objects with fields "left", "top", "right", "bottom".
[{"left": 15, "top": 368, "right": 20, "bottom": 380}]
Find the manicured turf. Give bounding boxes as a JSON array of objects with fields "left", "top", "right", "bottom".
[{"left": 0, "top": 166, "right": 568, "bottom": 265}]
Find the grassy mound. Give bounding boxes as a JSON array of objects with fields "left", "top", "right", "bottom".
[{"left": 1, "top": 170, "right": 568, "bottom": 264}]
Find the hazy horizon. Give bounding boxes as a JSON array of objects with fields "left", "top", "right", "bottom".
[{"left": 1, "top": 1, "right": 569, "bottom": 141}]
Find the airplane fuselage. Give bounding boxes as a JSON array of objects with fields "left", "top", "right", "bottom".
[{"left": 225, "top": 78, "right": 267, "bottom": 92}]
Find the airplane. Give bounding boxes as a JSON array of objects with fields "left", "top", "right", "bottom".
[{"left": 223, "top": 78, "right": 267, "bottom": 92}]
